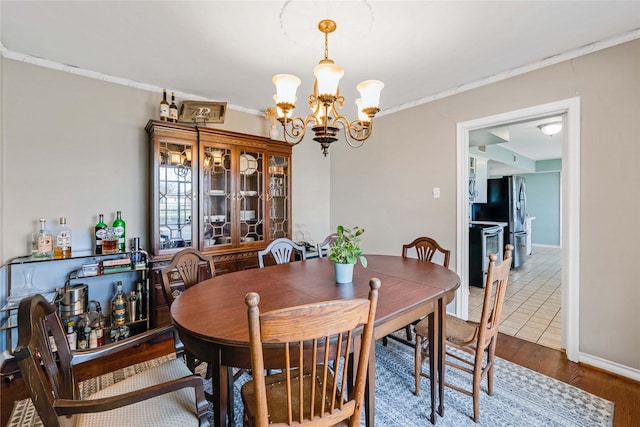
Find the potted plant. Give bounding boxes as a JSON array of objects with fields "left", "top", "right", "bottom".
[{"left": 328, "top": 225, "right": 367, "bottom": 284}]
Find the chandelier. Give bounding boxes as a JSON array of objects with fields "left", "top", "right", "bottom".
[{"left": 272, "top": 19, "right": 384, "bottom": 156}]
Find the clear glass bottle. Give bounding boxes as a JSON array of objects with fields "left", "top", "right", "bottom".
[
  {"left": 66, "top": 320, "right": 77, "bottom": 350},
  {"left": 54, "top": 217, "right": 72, "bottom": 259},
  {"left": 112, "top": 211, "right": 126, "bottom": 253},
  {"left": 169, "top": 91, "right": 178, "bottom": 122},
  {"left": 160, "top": 88, "right": 169, "bottom": 121},
  {"left": 89, "top": 328, "right": 98, "bottom": 349},
  {"left": 32, "top": 218, "right": 53, "bottom": 259},
  {"left": 95, "top": 213, "right": 107, "bottom": 255},
  {"left": 111, "top": 281, "right": 127, "bottom": 326}
]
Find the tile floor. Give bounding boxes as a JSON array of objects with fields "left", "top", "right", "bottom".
[{"left": 468, "top": 245, "right": 562, "bottom": 350}]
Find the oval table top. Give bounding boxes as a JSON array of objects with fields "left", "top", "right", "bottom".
[{"left": 171, "top": 255, "right": 460, "bottom": 348}]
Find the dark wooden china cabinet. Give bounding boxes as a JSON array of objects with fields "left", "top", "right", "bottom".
[{"left": 145, "top": 120, "right": 292, "bottom": 327}]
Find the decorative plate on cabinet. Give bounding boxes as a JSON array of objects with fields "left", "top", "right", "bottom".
[{"left": 240, "top": 154, "right": 258, "bottom": 175}]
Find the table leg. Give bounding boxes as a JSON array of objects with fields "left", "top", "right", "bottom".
[
  {"left": 210, "top": 350, "right": 230, "bottom": 427},
  {"left": 436, "top": 297, "right": 445, "bottom": 417},
  {"left": 227, "top": 366, "right": 235, "bottom": 426},
  {"left": 428, "top": 311, "right": 438, "bottom": 424}
]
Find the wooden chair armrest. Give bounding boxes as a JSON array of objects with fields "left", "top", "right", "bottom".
[
  {"left": 53, "top": 374, "right": 206, "bottom": 416},
  {"left": 71, "top": 325, "right": 174, "bottom": 365}
]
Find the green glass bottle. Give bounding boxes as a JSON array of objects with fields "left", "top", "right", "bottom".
[
  {"left": 95, "top": 213, "right": 107, "bottom": 254},
  {"left": 112, "top": 211, "right": 126, "bottom": 252}
]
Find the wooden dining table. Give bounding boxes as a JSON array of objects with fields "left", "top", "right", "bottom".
[{"left": 171, "top": 255, "right": 460, "bottom": 427}]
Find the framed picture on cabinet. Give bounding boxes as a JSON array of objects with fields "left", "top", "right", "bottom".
[{"left": 179, "top": 101, "right": 227, "bottom": 124}]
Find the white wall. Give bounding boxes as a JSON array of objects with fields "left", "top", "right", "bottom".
[
  {"left": 0, "top": 59, "right": 328, "bottom": 353},
  {"left": 330, "top": 39, "right": 640, "bottom": 372}
]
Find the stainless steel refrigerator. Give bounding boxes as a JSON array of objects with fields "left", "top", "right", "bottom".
[{"left": 471, "top": 176, "right": 528, "bottom": 268}]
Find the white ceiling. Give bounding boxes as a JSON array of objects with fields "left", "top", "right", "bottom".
[{"left": 2, "top": 0, "right": 639, "bottom": 165}]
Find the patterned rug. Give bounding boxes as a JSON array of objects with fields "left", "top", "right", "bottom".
[{"left": 9, "top": 339, "right": 613, "bottom": 426}]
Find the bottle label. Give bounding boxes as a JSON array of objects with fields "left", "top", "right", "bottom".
[
  {"left": 160, "top": 104, "right": 170, "bottom": 118},
  {"left": 37, "top": 235, "right": 53, "bottom": 253},
  {"left": 96, "top": 228, "right": 107, "bottom": 239},
  {"left": 113, "top": 296, "right": 127, "bottom": 326},
  {"left": 169, "top": 108, "right": 178, "bottom": 121},
  {"left": 56, "top": 231, "right": 71, "bottom": 247}
]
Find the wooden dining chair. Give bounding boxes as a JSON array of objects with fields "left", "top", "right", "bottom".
[
  {"left": 414, "top": 244, "right": 513, "bottom": 423},
  {"left": 14, "top": 293, "right": 209, "bottom": 427},
  {"left": 241, "top": 278, "right": 381, "bottom": 427},
  {"left": 257, "top": 238, "right": 307, "bottom": 268},
  {"left": 161, "top": 248, "right": 216, "bottom": 366},
  {"left": 384, "top": 236, "right": 451, "bottom": 346},
  {"left": 316, "top": 233, "right": 338, "bottom": 258}
]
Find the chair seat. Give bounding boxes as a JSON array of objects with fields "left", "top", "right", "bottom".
[
  {"left": 414, "top": 314, "right": 479, "bottom": 345},
  {"left": 77, "top": 359, "right": 202, "bottom": 426},
  {"left": 241, "top": 366, "right": 348, "bottom": 425}
]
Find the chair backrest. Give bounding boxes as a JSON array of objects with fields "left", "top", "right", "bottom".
[
  {"left": 316, "top": 233, "right": 338, "bottom": 258},
  {"left": 161, "top": 248, "right": 216, "bottom": 306},
  {"left": 15, "top": 294, "right": 79, "bottom": 426},
  {"left": 477, "top": 244, "right": 513, "bottom": 347},
  {"left": 245, "top": 278, "right": 381, "bottom": 427},
  {"left": 257, "top": 238, "right": 307, "bottom": 268},
  {"left": 402, "top": 236, "right": 451, "bottom": 268}
]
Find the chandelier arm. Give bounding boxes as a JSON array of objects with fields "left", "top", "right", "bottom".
[
  {"left": 330, "top": 116, "right": 371, "bottom": 148},
  {"left": 279, "top": 116, "right": 309, "bottom": 146}
]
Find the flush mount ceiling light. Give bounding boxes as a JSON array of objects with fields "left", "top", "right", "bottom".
[
  {"left": 538, "top": 121, "right": 563, "bottom": 136},
  {"left": 272, "top": 19, "right": 384, "bottom": 156}
]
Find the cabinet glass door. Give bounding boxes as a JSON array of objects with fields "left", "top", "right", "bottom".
[
  {"left": 202, "top": 146, "right": 232, "bottom": 249},
  {"left": 267, "top": 155, "right": 290, "bottom": 239},
  {"left": 238, "top": 150, "right": 264, "bottom": 244},
  {"left": 158, "top": 141, "right": 196, "bottom": 251}
]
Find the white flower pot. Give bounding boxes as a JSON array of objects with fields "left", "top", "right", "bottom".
[{"left": 334, "top": 263, "right": 354, "bottom": 284}]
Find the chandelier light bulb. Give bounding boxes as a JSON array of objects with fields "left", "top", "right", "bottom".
[
  {"left": 355, "top": 98, "right": 369, "bottom": 122},
  {"left": 314, "top": 61, "right": 344, "bottom": 97},
  {"left": 273, "top": 74, "right": 301, "bottom": 106},
  {"left": 357, "top": 80, "right": 384, "bottom": 109}
]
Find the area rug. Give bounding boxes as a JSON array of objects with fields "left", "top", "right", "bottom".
[{"left": 9, "top": 340, "right": 614, "bottom": 426}]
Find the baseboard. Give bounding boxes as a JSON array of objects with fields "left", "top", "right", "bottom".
[{"left": 580, "top": 351, "right": 640, "bottom": 382}]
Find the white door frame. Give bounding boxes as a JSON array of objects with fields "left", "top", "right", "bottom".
[{"left": 456, "top": 97, "right": 581, "bottom": 362}]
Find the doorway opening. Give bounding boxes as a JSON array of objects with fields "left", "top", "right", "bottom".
[{"left": 455, "top": 97, "right": 581, "bottom": 362}]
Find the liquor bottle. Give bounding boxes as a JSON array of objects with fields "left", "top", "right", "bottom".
[
  {"left": 169, "top": 91, "right": 178, "bottom": 123},
  {"left": 89, "top": 328, "right": 98, "bottom": 349},
  {"left": 127, "top": 291, "right": 137, "bottom": 323},
  {"left": 95, "top": 213, "right": 107, "bottom": 255},
  {"left": 95, "top": 312, "right": 105, "bottom": 347},
  {"left": 136, "top": 282, "right": 145, "bottom": 320},
  {"left": 31, "top": 218, "right": 54, "bottom": 259},
  {"left": 66, "top": 320, "right": 77, "bottom": 350},
  {"left": 112, "top": 211, "right": 126, "bottom": 252},
  {"left": 77, "top": 326, "right": 88, "bottom": 350},
  {"left": 54, "top": 217, "right": 72, "bottom": 259},
  {"left": 111, "top": 281, "right": 127, "bottom": 326},
  {"left": 160, "top": 88, "right": 169, "bottom": 121}
]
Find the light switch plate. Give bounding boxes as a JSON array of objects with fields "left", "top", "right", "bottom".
[{"left": 432, "top": 187, "right": 440, "bottom": 198}]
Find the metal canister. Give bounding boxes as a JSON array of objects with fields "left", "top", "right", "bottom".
[{"left": 56, "top": 284, "right": 88, "bottom": 317}]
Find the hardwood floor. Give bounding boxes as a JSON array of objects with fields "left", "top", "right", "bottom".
[{"left": 2, "top": 334, "right": 638, "bottom": 426}]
